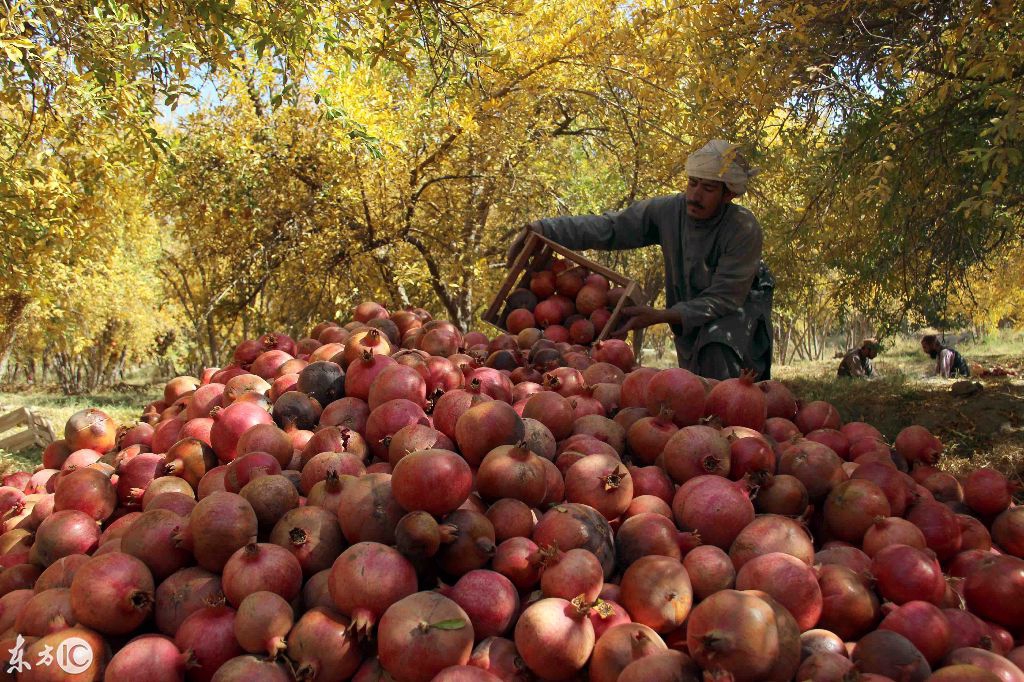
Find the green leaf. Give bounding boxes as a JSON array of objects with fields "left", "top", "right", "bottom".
[{"left": 429, "top": 619, "right": 466, "bottom": 631}]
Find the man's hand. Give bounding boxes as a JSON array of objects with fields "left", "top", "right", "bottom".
[
  {"left": 612, "top": 305, "right": 682, "bottom": 336},
  {"left": 506, "top": 221, "right": 542, "bottom": 268}
]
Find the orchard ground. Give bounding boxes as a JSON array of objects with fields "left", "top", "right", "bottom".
[{"left": 2, "top": 330, "right": 1022, "bottom": 483}]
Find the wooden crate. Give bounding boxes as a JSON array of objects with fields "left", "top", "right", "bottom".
[
  {"left": 482, "top": 231, "right": 647, "bottom": 352},
  {"left": 0, "top": 407, "right": 56, "bottom": 453}
]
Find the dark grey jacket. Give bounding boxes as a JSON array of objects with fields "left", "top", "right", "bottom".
[{"left": 538, "top": 193, "right": 773, "bottom": 368}]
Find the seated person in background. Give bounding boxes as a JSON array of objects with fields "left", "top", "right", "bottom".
[
  {"left": 837, "top": 338, "right": 881, "bottom": 378},
  {"left": 921, "top": 334, "right": 971, "bottom": 378}
]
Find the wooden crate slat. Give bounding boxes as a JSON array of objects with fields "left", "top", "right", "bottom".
[
  {"left": 0, "top": 429, "right": 37, "bottom": 453},
  {"left": 0, "top": 408, "right": 30, "bottom": 435}
]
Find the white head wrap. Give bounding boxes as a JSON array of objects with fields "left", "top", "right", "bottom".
[{"left": 684, "top": 140, "right": 759, "bottom": 196}]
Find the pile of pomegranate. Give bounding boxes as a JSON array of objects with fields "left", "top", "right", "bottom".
[
  {"left": 1, "top": 296, "right": 1023, "bottom": 682},
  {"left": 500, "top": 260, "right": 626, "bottom": 346}
]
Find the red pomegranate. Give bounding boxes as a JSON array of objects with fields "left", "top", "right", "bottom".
[
  {"left": 514, "top": 597, "right": 595, "bottom": 680},
  {"left": 644, "top": 369, "right": 706, "bottom": 427},
  {"left": 378, "top": 591, "right": 476, "bottom": 682},
  {"left": 704, "top": 370, "right": 767, "bottom": 431},
  {"left": 70, "top": 552, "right": 154, "bottom": 635}
]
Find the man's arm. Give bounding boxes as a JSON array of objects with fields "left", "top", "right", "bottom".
[
  {"left": 937, "top": 349, "right": 954, "bottom": 378},
  {"left": 538, "top": 196, "right": 665, "bottom": 252},
  {"left": 670, "top": 213, "right": 763, "bottom": 330}
]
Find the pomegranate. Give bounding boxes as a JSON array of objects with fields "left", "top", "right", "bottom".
[
  {"left": 70, "top": 552, "right": 154, "bottom": 635},
  {"left": 778, "top": 440, "right": 847, "bottom": 501},
  {"left": 20, "top": 628, "right": 108, "bottom": 680},
  {"left": 239, "top": 474, "right": 299, "bottom": 530},
  {"left": 298, "top": 451, "right": 364, "bottom": 495},
  {"left": 437, "top": 509, "right": 497, "bottom": 577},
  {"left": 154, "top": 566, "right": 224, "bottom": 636},
  {"left": 758, "top": 380, "right": 798, "bottom": 419},
  {"left": 619, "top": 650, "right": 696, "bottom": 682},
  {"left": 174, "top": 605, "right": 243, "bottom": 682},
  {"left": 735, "top": 552, "right": 822, "bottom": 631},
  {"left": 589, "top": 622, "right": 666, "bottom": 682},
  {"left": 433, "top": 382, "right": 493, "bottom": 441},
  {"left": 945, "top": 648, "right": 1024, "bottom": 681},
  {"left": 872, "top": 543, "right": 946, "bottom": 605},
  {"left": 391, "top": 449, "right": 473, "bottom": 515},
  {"left": 755, "top": 474, "right": 810, "bottom": 516},
  {"left": 862, "top": 517, "right": 928, "bottom": 557},
  {"left": 52, "top": 467, "right": 116, "bottom": 521},
  {"left": 851, "top": 630, "right": 931, "bottom": 681},
  {"left": 103, "top": 634, "right": 192, "bottom": 682},
  {"left": 794, "top": 401, "right": 842, "bottom": 434},
  {"left": 120, "top": 508, "right": 192, "bottom": 581},
  {"left": 33, "top": 554, "right": 90, "bottom": 592},
  {"left": 877, "top": 600, "right": 951, "bottom": 665},
  {"left": 993, "top": 507, "right": 1024, "bottom": 557},
  {"left": 209, "top": 655, "right": 293, "bottom": 680},
  {"left": 442, "top": 569, "right": 520, "bottom": 641},
  {"left": 672, "top": 475, "right": 754, "bottom": 549},
  {"left": 895, "top": 425, "right": 943, "bottom": 465},
  {"left": 964, "top": 554, "right": 1024, "bottom": 630},
  {"left": 221, "top": 542, "right": 303, "bottom": 607},
  {"left": 644, "top": 368, "right": 705, "bottom": 426},
  {"left": 234, "top": 590, "right": 293, "bottom": 657},
  {"left": 615, "top": 512, "right": 699, "bottom": 567},
  {"left": 336, "top": 473, "right": 403, "bottom": 545},
  {"left": 492, "top": 537, "right": 542, "bottom": 590},
  {"left": 684, "top": 545, "right": 736, "bottom": 601},
  {"left": 591, "top": 339, "right": 635, "bottom": 372},
  {"left": 235, "top": 423, "right": 293, "bottom": 468},
  {"left": 366, "top": 399, "right": 431, "bottom": 460},
  {"left": 536, "top": 546, "right": 604, "bottom": 602},
  {"left": 625, "top": 410, "right": 679, "bottom": 465},
  {"left": 210, "top": 402, "right": 274, "bottom": 463},
  {"left": 823, "top": 478, "right": 891, "bottom": 544},
  {"left": 329, "top": 541, "right": 418, "bottom": 639},
  {"left": 619, "top": 555, "right": 693, "bottom": 633},
  {"left": 532, "top": 503, "right": 616, "bottom": 578},
  {"left": 965, "top": 468, "right": 1016, "bottom": 516},
  {"left": 65, "top": 408, "right": 118, "bottom": 454},
  {"left": 320, "top": 397, "right": 371, "bottom": 433},
  {"left": 514, "top": 597, "right": 595, "bottom": 680},
  {"left": 378, "top": 591, "right": 476, "bottom": 682},
  {"left": 907, "top": 499, "right": 962, "bottom": 561},
  {"left": 704, "top": 370, "right": 767, "bottom": 430},
  {"left": 729, "top": 514, "right": 815, "bottom": 569},
  {"left": 264, "top": 505, "right": 340, "bottom": 573},
  {"left": 285, "top": 609, "right": 364, "bottom": 679},
  {"left": 388, "top": 424, "right": 455, "bottom": 466},
  {"left": 661, "top": 425, "right": 731, "bottom": 484},
  {"left": 29, "top": 510, "right": 100, "bottom": 567},
  {"left": 728, "top": 435, "right": 775, "bottom": 481},
  {"left": 852, "top": 461, "right": 911, "bottom": 516},
  {"left": 764, "top": 417, "right": 801, "bottom": 443},
  {"left": 175, "top": 491, "right": 258, "bottom": 572},
  {"left": 686, "top": 590, "right": 782, "bottom": 681}
]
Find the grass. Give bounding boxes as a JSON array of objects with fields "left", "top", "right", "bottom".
[{"left": 0, "top": 383, "right": 161, "bottom": 474}]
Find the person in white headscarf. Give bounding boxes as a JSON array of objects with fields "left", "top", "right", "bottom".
[{"left": 507, "top": 140, "right": 774, "bottom": 380}]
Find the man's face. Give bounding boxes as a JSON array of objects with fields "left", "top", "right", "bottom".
[
  {"left": 685, "top": 177, "right": 733, "bottom": 219},
  {"left": 864, "top": 347, "right": 878, "bottom": 360},
  {"left": 921, "top": 339, "right": 938, "bottom": 357}
]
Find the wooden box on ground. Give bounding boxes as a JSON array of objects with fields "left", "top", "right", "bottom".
[
  {"left": 0, "top": 407, "right": 55, "bottom": 453},
  {"left": 482, "top": 231, "right": 647, "bottom": 354}
]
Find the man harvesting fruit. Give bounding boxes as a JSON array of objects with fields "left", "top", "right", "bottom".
[
  {"left": 508, "top": 140, "right": 774, "bottom": 380},
  {"left": 837, "top": 338, "right": 882, "bottom": 379}
]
